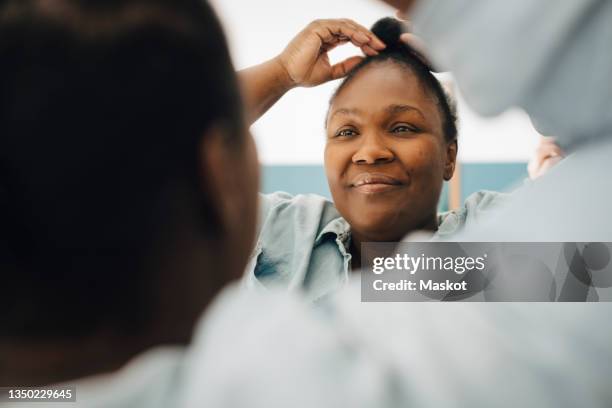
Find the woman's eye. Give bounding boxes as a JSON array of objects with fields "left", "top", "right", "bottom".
[
  {"left": 391, "top": 124, "right": 419, "bottom": 134},
  {"left": 335, "top": 128, "right": 358, "bottom": 138}
]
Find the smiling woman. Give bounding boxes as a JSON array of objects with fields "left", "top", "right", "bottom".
[
  {"left": 239, "top": 18, "right": 505, "bottom": 300},
  {"left": 324, "top": 19, "right": 458, "bottom": 256}
]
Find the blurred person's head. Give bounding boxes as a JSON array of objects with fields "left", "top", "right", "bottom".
[
  {"left": 398, "top": 0, "right": 612, "bottom": 149},
  {"left": 0, "top": 0, "right": 258, "bottom": 383},
  {"left": 324, "top": 18, "right": 457, "bottom": 244}
]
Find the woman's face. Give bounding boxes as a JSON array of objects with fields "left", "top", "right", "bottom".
[{"left": 325, "top": 60, "right": 456, "bottom": 241}]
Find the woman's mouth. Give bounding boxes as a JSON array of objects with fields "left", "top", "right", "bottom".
[{"left": 350, "top": 173, "right": 404, "bottom": 194}]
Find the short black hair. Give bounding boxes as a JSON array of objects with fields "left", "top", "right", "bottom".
[
  {"left": 329, "top": 17, "right": 458, "bottom": 142},
  {"left": 0, "top": 0, "right": 242, "bottom": 338}
]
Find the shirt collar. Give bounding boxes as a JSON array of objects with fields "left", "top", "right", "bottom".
[
  {"left": 314, "top": 213, "right": 453, "bottom": 247},
  {"left": 314, "top": 217, "right": 351, "bottom": 247}
]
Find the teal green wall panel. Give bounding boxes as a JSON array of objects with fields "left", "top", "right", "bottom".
[
  {"left": 460, "top": 163, "right": 527, "bottom": 199},
  {"left": 261, "top": 165, "right": 331, "bottom": 199}
]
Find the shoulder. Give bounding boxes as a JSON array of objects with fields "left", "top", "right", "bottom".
[
  {"left": 258, "top": 192, "right": 341, "bottom": 235},
  {"left": 246, "top": 193, "right": 347, "bottom": 293},
  {"left": 461, "top": 190, "right": 509, "bottom": 212},
  {"left": 437, "top": 190, "right": 510, "bottom": 237},
  {"left": 181, "top": 286, "right": 401, "bottom": 407}
]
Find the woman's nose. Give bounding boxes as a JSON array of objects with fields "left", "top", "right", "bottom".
[{"left": 352, "top": 134, "right": 394, "bottom": 165}]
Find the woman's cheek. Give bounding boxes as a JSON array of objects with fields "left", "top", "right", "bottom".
[
  {"left": 324, "top": 145, "right": 345, "bottom": 192},
  {"left": 402, "top": 141, "right": 445, "bottom": 187}
]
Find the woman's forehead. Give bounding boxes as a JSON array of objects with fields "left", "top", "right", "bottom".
[{"left": 330, "top": 61, "right": 436, "bottom": 116}]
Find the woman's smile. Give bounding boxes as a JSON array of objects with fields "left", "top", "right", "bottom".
[{"left": 350, "top": 172, "right": 406, "bottom": 194}]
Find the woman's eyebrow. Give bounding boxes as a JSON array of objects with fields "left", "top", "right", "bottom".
[
  {"left": 385, "top": 104, "right": 425, "bottom": 120},
  {"left": 329, "top": 107, "right": 362, "bottom": 120}
]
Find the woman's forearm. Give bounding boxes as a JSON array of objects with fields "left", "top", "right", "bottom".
[{"left": 238, "top": 57, "right": 295, "bottom": 126}]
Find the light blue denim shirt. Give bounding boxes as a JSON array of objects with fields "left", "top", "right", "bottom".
[{"left": 243, "top": 190, "right": 505, "bottom": 301}]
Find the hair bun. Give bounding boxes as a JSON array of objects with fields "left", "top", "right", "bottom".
[
  {"left": 370, "top": 17, "right": 435, "bottom": 71},
  {"left": 370, "top": 17, "right": 408, "bottom": 53}
]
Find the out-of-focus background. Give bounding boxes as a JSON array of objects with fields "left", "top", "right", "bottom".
[{"left": 210, "top": 0, "right": 542, "bottom": 210}]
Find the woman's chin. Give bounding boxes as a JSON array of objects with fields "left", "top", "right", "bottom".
[{"left": 347, "top": 207, "right": 435, "bottom": 242}]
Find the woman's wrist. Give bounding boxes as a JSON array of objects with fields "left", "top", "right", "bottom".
[
  {"left": 238, "top": 56, "right": 298, "bottom": 125},
  {"left": 271, "top": 55, "right": 299, "bottom": 91}
]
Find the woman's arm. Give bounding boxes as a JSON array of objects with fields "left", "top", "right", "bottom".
[
  {"left": 238, "top": 58, "right": 295, "bottom": 126},
  {"left": 238, "top": 19, "right": 386, "bottom": 125}
]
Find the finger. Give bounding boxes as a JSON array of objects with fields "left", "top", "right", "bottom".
[
  {"left": 321, "top": 37, "right": 348, "bottom": 53},
  {"left": 399, "top": 32, "right": 437, "bottom": 71},
  {"left": 323, "top": 39, "right": 378, "bottom": 57},
  {"left": 321, "top": 20, "right": 385, "bottom": 56},
  {"left": 542, "top": 144, "right": 565, "bottom": 158},
  {"left": 399, "top": 33, "right": 428, "bottom": 57},
  {"left": 395, "top": 10, "right": 409, "bottom": 21},
  {"left": 339, "top": 26, "right": 383, "bottom": 51},
  {"left": 312, "top": 19, "right": 385, "bottom": 52},
  {"left": 361, "top": 44, "right": 379, "bottom": 56},
  {"left": 330, "top": 55, "right": 364, "bottom": 80},
  {"left": 339, "top": 19, "right": 386, "bottom": 49},
  {"left": 392, "top": 15, "right": 414, "bottom": 34},
  {"left": 544, "top": 146, "right": 565, "bottom": 158},
  {"left": 538, "top": 156, "right": 563, "bottom": 176},
  {"left": 537, "top": 140, "right": 565, "bottom": 158}
]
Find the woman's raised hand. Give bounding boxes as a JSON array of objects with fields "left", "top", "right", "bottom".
[{"left": 275, "top": 19, "right": 386, "bottom": 88}]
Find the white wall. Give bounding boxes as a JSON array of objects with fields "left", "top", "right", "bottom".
[{"left": 210, "top": 0, "right": 541, "bottom": 164}]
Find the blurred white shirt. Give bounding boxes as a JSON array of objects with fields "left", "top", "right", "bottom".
[
  {"left": 8, "top": 282, "right": 612, "bottom": 407},
  {"left": 6, "top": 285, "right": 399, "bottom": 408}
]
